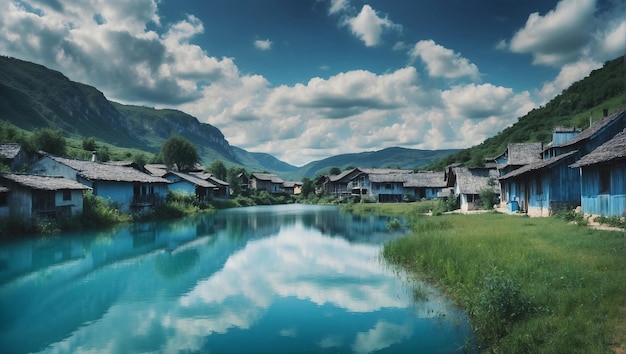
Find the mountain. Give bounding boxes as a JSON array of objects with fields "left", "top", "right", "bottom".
[
  {"left": 289, "top": 147, "right": 459, "bottom": 179},
  {"left": 0, "top": 55, "right": 295, "bottom": 173}
]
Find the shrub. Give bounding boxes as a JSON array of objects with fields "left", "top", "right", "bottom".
[
  {"left": 81, "top": 192, "right": 130, "bottom": 227},
  {"left": 593, "top": 215, "right": 625, "bottom": 229},
  {"left": 474, "top": 270, "right": 533, "bottom": 341}
]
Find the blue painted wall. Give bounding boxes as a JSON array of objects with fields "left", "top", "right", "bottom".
[{"left": 578, "top": 161, "right": 626, "bottom": 217}]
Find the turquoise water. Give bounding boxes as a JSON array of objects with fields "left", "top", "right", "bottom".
[{"left": 0, "top": 204, "right": 474, "bottom": 353}]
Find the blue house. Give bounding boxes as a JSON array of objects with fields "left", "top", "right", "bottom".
[
  {"left": 163, "top": 171, "right": 217, "bottom": 201},
  {"left": 570, "top": 130, "right": 626, "bottom": 217},
  {"left": 499, "top": 107, "right": 625, "bottom": 216}
]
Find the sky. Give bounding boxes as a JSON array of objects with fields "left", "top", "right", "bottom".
[{"left": 0, "top": 0, "right": 624, "bottom": 166}]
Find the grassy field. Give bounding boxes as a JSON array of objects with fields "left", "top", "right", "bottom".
[{"left": 347, "top": 203, "right": 625, "bottom": 353}]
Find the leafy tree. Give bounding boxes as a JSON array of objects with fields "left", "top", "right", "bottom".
[
  {"left": 329, "top": 167, "right": 341, "bottom": 175},
  {"left": 82, "top": 137, "right": 97, "bottom": 151},
  {"left": 160, "top": 136, "right": 199, "bottom": 171},
  {"left": 33, "top": 128, "right": 66, "bottom": 156},
  {"left": 96, "top": 146, "right": 110, "bottom": 162},
  {"left": 208, "top": 160, "right": 227, "bottom": 180},
  {"left": 227, "top": 166, "right": 247, "bottom": 196},
  {"left": 301, "top": 177, "right": 314, "bottom": 198},
  {"left": 133, "top": 153, "right": 148, "bottom": 168}
]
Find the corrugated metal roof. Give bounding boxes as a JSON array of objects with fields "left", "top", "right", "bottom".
[
  {"left": 0, "top": 173, "right": 91, "bottom": 191},
  {"left": 48, "top": 156, "right": 169, "bottom": 184},
  {"left": 499, "top": 150, "right": 578, "bottom": 180},
  {"left": 570, "top": 130, "right": 626, "bottom": 167}
]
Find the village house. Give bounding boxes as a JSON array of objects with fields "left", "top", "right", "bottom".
[
  {"left": 320, "top": 168, "right": 364, "bottom": 197},
  {"left": 403, "top": 171, "right": 447, "bottom": 200},
  {"left": 445, "top": 166, "right": 500, "bottom": 212},
  {"left": 0, "top": 173, "right": 91, "bottom": 219},
  {"left": 282, "top": 181, "right": 302, "bottom": 195},
  {"left": 570, "top": 130, "right": 626, "bottom": 218},
  {"left": 499, "top": 107, "right": 625, "bottom": 216},
  {"left": 30, "top": 155, "right": 170, "bottom": 212},
  {"left": 163, "top": 171, "right": 217, "bottom": 201},
  {"left": 0, "top": 143, "right": 33, "bottom": 171},
  {"left": 250, "top": 173, "right": 284, "bottom": 194},
  {"left": 189, "top": 171, "right": 230, "bottom": 199}
]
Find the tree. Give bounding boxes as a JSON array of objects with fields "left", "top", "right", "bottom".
[
  {"left": 227, "top": 166, "right": 247, "bottom": 196},
  {"left": 133, "top": 153, "right": 148, "bottom": 168},
  {"left": 33, "top": 128, "right": 66, "bottom": 156},
  {"left": 301, "top": 177, "right": 314, "bottom": 198},
  {"left": 208, "top": 160, "right": 227, "bottom": 180},
  {"left": 82, "top": 137, "right": 97, "bottom": 151},
  {"left": 160, "top": 136, "right": 199, "bottom": 171},
  {"left": 329, "top": 167, "right": 341, "bottom": 175}
]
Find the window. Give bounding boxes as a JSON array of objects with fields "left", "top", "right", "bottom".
[
  {"left": 0, "top": 191, "right": 7, "bottom": 207},
  {"left": 63, "top": 190, "right": 72, "bottom": 201},
  {"left": 385, "top": 183, "right": 392, "bottom": 190},
  {"left": 599, "top": 168, "right": 610, "bottom": 194}
]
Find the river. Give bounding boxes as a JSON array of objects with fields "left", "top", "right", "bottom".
[{"left": 0, "top": 204, "right": 474, "bottom": 353}]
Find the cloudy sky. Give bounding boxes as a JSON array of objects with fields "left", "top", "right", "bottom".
[{"left": 1, "top": 0, "right": 624, "bottom": 166}]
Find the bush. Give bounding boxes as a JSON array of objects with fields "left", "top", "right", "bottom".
[
  {"left": 474, "top": 270, "right": 533, "bottom": 341},
  {"left": 81, "top": 192, "right": 130, "bottom": 227},
  {"left": 593, "top": 215, "right": 625, "bottom": 229}
]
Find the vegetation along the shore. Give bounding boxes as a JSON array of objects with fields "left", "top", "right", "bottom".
[{"left": 351, "top": 203, "right": 625, "bottom": 353}]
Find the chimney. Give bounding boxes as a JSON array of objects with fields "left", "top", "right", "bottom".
[
  {"left": 91, "top": 151, "right": 97, "bottom": 162},
  {"left": 602, "top": 108, "right": 608, "bottom": 117}
]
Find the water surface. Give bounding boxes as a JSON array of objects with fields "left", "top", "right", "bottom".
[{"left": 0, "top": 204, "right": 474, "bottom": 353}]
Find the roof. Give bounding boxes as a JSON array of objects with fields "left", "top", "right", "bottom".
[
  {"left": 452, "top": 167, "right": 499, "bottom": 194},
  {"left": 189, "top": 172, "right": 229, "bottom": 186},
  {"left": 251, "top": 173, "right": 284, "bottom": 184},
  {"left": 0, "top": 186, "right": 8, "bottom": 193},
  {"left": 46, "top": 156, "right": 169, "bottom": 184},
  {"left": 329, "top": 168, "right": 359, "bottom": 182},
  {"left": 165, "top": 171, "right": 216, "bottom": 188},
  {"left": 506, "top": 143, "right": 543, "bottom": 165},
  {"left": 0, "top": 173, "right": 91, "bottom": 191},
  {"left": 283, "top": 181, "right": 302, "bottom": 188},
  {"left": 570, "top": 130, "right": 626, "bottom": 167},
  {"left": 0, "top": 143, "right": 22, "bottom": 160},
  {"left": 144, "top": 164, "right": 168, "bottom": 177},
  {"left": 403, "top": 171, "right": 446, "bottom": 188},
  {"left": 556, "top": 107, "right": 626, "bottom": 148},
  {"left": 499, "top": 150, "right": 578, "bottom": 180}
]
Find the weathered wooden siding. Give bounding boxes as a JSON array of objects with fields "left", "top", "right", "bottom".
[{"left": 579, "top": 162, "right": 626, "bottom": 217}]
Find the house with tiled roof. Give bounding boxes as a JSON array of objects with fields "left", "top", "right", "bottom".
[
  {"left": 570, "top": 130, "right": 626, "bottom": 217},
  {"left": 189, "top": 172, "right": 230, "bottom": 199},
  {"left": 403, "top": 171, "right": 447, "bottom": 200},
  {"left": 250, "top": 173, "right": 284, "bottom": 194},
  {"left": 445, "top": 166, "right": 499, "bottom": 212},
  {"left": 0, "top": 173, "right": 91, "bottom": 219},
  {"left": 31, "top": 155, "right": 169, "bottom": 212},
  {"left": 499, "top": 107, "right": 625, "bottom": 216},
  {"left": 282, "top": 181, "right": 302, "bottom": 195},
  {"left": 0, "top": 143, "right": 32, "bottom": 171},
  {"left": 163, "top": 171, "right": 217, "bottom": 201}
]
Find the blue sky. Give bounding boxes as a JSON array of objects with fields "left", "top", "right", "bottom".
[{"left": 1, "top": 0, "right": 624, "bottom": 166}]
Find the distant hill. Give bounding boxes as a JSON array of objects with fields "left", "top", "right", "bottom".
[
  {"left": 287, "top": 147, "right": 458, "bottom": 179},
  {"left": 427, "top": 55, "right": 625, "bottom": 170}
]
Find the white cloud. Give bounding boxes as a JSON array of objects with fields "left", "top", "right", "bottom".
[
  {"left": 328, "top": 0, "right": 349, "bottom": 15},
  {"left": 509, "top": 0, "right": 596, "bottom": 66},
  {"left": 254, "top": 38, "right": 272, "bottom": 50},
  {"left": 345, "top": 5, "right": 401, "bottom": 47},
  {"left": 410, "top": 40, "right": 481, "bottom": 81}
]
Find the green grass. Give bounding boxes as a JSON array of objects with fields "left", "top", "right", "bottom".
[{"left": 368, "top": 203, "right": 625, "bottom": 353}]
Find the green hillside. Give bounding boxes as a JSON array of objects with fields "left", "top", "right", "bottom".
[{"left": 428, "top": 56, "right": 625, "bottom": 170}]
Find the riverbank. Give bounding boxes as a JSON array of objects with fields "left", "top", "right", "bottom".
[{"left": 355, "top": 204, "right": 625, "bottom": 353}]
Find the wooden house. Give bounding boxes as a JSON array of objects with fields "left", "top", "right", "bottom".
[
  {"left": 163, "top": 171, "right": 217, "bottom": 201},
  {"left": 320, "top": 168, "right": 363, "bottom": 197},
  {"left": 499, "top": 151, "right": 579, "bottom": 216},
  {"left": 445, "top": 166, "right": 499, "bottom": 212},
  {"left": 403, "top": 171, "right": 447, "bottom": 200},
  {"left": 367, "top": 173, "right": 407, "bottom": 202},
  {"left": 282, "top": 181, "right": 302, "bottom": 195},
  {"left": 30, "top": 155, "right": 169, "bottom": 212},
  {"left": 0, "top": 173, "right": 90, "bottom": 219},
  {"left": 0, "top": 143, "right": 32, "bottom": 171},
  {"left": 490, "top": 143, "right": 543, "bottom": 207},
  {"left": 250, "top": 173, "right": 284, "bottom": 194},
  {"left": 570, "top": 130, "right": 626, "bottom": 217},
  {"left": 189, "top": 172, "right": 230, "bottom": 199}
]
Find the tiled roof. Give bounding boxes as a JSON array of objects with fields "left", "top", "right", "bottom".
[
  {"left": 0, "top": 143, "right": 21, "bottom": 160},
  {"left": 499, "top": 150, "right": 578, "bottom": 180},
  {"left": 453, "top": 167, "right": 500, "bottom": 195},
  {"left": 189, "top": 172, "right": 229, "bottom": 186},
  {"left": 283, "top": 181, "right": 302, "bottom": 188},
  {"left": 48, "top": 156, "right": 169, "bottom": 183},
  {"left": 403, "top": 172, "right": 446, "bottom": 188},
  {"left": 0, "top": 173, "right": 91, "bottom": 191},
  {"left": 251, "top": 173, "right": 284, "bottom": 184},
  {"left": 144, "top": 164, "right": 168, "bottom": 177},
  {"left": 165, "top": 171, "right": 216, "bottom": 188},
  {"left": 570, "top": 130, "right": 626, "bottom": 167}
]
